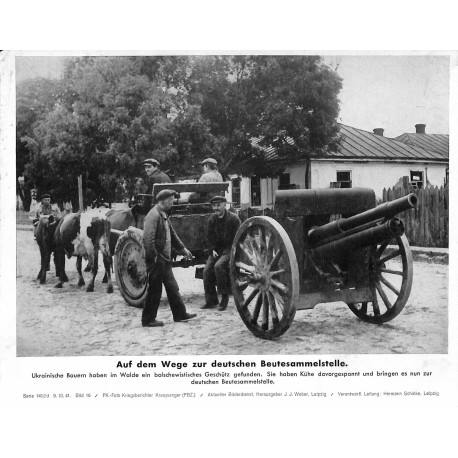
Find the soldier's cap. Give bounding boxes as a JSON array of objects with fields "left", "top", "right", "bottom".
[
  {"left": 201, "top": 157, "right": 217, "bottom": 165},
  {"left": 41, "top": 193, "right": 51, "bottom": 199},
  {"left": 210, "top": 196, "right": 227, "bottom": 204},
  {"left": 156, "top": 189, "right": 179, "bottom": 201},
  {"left": 142, "top": 158, "right": 160, "bottom": 167}
]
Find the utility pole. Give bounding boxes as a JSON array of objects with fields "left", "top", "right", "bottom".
[{"left": 78, "top": 175, "right": 84, "bottom": 211}]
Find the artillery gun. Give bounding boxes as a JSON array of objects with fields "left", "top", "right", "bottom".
[{"left": 230, "top": 188, "right": 417, "bottom": 339}]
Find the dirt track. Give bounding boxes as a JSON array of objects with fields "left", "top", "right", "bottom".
[{"left": 16, "top": 229, "right": 448, "bottom": 356}]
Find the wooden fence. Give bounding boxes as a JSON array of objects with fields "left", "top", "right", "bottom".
[{"left": 381, "top": 184, "right": 449, "bottom": 248}]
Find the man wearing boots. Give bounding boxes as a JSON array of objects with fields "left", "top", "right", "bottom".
[
  {"left": 142, "top": 189, "right": 197, "bottom": 327},
  {"left": 202, "top": 196, "right": 241, "bottom": 311}
]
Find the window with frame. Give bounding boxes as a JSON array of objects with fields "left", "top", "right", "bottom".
[
  {"left": 250, "top": 176, "right": 261, "bottom": 207},
  {"left": 410, "top": 171, "right": 424, "bottom": 189},
  {"left": 336, "top": 171, "right": 352, "bottom": 188},
  {"left": 231, "top": 177, "right": 241, "bottom": 207}
]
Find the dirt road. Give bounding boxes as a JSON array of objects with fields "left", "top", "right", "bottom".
[{"left": 16, "top": 230, "right": 448, "bottom": 356}]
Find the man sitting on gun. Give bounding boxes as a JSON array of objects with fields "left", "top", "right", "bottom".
[
  {"left": 142, "top": 158, "right": 172, "bottom": 194},
  {"left": 201, "top": 196, "right": 241, "bottom": 311},
  {"left": 187, "top": 158, "right": 223, "bottom": 213}
]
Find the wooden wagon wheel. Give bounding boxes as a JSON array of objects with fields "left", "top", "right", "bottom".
[
  {"left": 114, "top": 227, "right": 148, "bottom": 308},
  {"left": 347, "top": 234, "right": 413, "bottom": 324},
  {"left": 230, "top": 216, "right": 299, "bottom": 339}
]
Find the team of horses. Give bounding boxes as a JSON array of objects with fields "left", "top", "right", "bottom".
[{"left": 35, "top": 207, "right": 134, "bottom": 292}]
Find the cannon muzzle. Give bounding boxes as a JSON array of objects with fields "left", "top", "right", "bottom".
[{"left": 308, "top": 193, "right": 416, "bottom": 247}]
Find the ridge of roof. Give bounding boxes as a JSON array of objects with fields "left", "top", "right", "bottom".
[
  {"left": 393, "top": 132, "right": 449, "bottom": 156},
  {"left": 333, "top": 123, "right": 448, "bottom": 161},
  {"left": 251, "top": 123, "right": 449, "bottom": 164}
]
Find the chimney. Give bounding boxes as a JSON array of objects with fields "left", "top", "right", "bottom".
[
  {"left": 373, "top": 128, "right": 384, "bottom": 136},
  {"left": 415, "top": 123, "right": 426, "bottom": 134}
]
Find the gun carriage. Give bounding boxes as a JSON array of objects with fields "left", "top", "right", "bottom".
[
  {"left": 112, "top": 182, "right": 229, "bottom": 307},
  {"left": 229, "top": 188, "right": 417, "bottom": 339}
]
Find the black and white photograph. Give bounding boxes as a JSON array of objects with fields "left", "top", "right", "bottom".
[
  {"left": 1, "top": 2, "right": 457, "bottom": 453},
  {"left": 11, "top": 53, "right": 449, "bottom": 357}
]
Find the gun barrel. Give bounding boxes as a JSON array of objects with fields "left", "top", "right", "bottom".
[
  {"left": 308, "top": 193, "right": 416, "bottom": 246},
  {"left": 311, "top": 218, "right": 405, "bottom": 258}
]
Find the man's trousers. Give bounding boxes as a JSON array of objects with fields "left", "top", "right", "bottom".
[
  {"left": 203, "top": 253, "right": 231, "bottom": 305},
  {"left": 142, "top": 257, "right": 187, "bottom": 324}
]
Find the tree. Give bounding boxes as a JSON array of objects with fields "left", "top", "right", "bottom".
[
  {"left": 24, "top": 57, "right": 210, "bottom": 206},
  {"left": 20, "top": 55, "right": 343, "bottom": 206},
  {"left": 172, "top": 104, "right": 217, "bottom": 178},
  {"left": 16, "top": 77, "right": 62, "bottom": 209},
  {"left": 186, "top": 55, "right": 342, "bottom": 177},
  {"left": 247, "top": 56, "right": 342, "bottom": 157}
]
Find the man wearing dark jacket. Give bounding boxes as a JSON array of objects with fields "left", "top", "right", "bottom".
[
  {"left": 142, "top": 158, "right": 172, "bottom": 194},
  {"left": 202, "top": 196, "right": 241, "bottom": 311},
  {"left": 142, "top": 189, "right": 197, "bottom": 327}
]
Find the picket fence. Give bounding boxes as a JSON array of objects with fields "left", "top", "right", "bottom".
[{"left": 381, "top": 184, "right": 449, "bottom": 248}]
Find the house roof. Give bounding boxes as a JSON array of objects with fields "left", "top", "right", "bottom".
[
  {"left": 393, "top": 132, "right": 449, "bottom": 157},
  {"left": 250, "top": 137, "right": 279, "bottom": 162},
  {"left": 253, "top": 124, "right": 449, "bottom": 164},
  {"left": 326, "top": 124, "right": 448, "bottom": 162}
]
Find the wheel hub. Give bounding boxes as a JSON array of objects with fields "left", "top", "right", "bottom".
[
  {"left": 123, "top": 244, "right": 146, "bottom": 287},
  {"left": 253, "top": 266, "right": 272, "bottom": 292}
]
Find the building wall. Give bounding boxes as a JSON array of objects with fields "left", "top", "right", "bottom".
[
  {"left": 229, "top": 176, "right": 278, "bottom": 209},
  {"left": 425, "top": 164, "right": 448, "bottom": 187},
  {"left": 261, "top": 176, "right": 278, "bottom": 208},
  {"left": 311, "top": 160, "right": 447, "bottom": 199},
  {"left": 235, "top": 160, "right": 447, "bottom": 208},
  {"left": 240, "top": 177, "right": 251, "bottom": 207},
  {"left": 227, "top": 176, "right": 253, "bottom": 208}
]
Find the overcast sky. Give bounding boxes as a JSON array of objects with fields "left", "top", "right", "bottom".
[
  {"left": 16, "top": 54, "right": 450, "bottom": 138},
  {"left": 323, "top": 54, "right": 449, "bottom": 137}
]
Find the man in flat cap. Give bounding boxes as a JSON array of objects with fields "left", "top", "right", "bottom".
[
  {"left": 33, "top": 193, "right": 61, "bottom": 238},
  {"left": 142, "top": 189, "right": 197, "bottom": 327},
  {"left": 199, "top": 158, "right": 223, "bottom": 183},
  {"left": 187, "top": 158, "right": 224, "bottom": 210},
  {"left": 202, "top": 196, "right": 241, "bottom": 311},
  {"left": 142, "top": 158, "right": 172, "bottom": 194}
]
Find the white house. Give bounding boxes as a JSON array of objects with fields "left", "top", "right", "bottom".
[{"left": 227, "top": 123, "right": 449, "bottom": 208}]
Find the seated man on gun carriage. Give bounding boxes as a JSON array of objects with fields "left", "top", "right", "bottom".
[
  {"left": 142, "top": 158, "right": 172, "bottom": 194},
  {"left": 125, "top": 158, "right": 172, "bottom": 222},
  {"left": 198, "top": 158, "right": 223, "bottom": 183},
  {"left": 201, "top": 196, "right": 241, "bottom": 311},
  {"left": 188, "top": 158, "right": 224, "bottom": 213}
]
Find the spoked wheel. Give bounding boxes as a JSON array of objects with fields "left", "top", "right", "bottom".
[
  {"left": 230, "top": 216, "right": 299, "bottom": 340},
  {"left": 347, "top": 234, "right": 413, "bottom": 324},
  {"left": 114, "top": 227, "right": 148, "bottom": 308}
]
